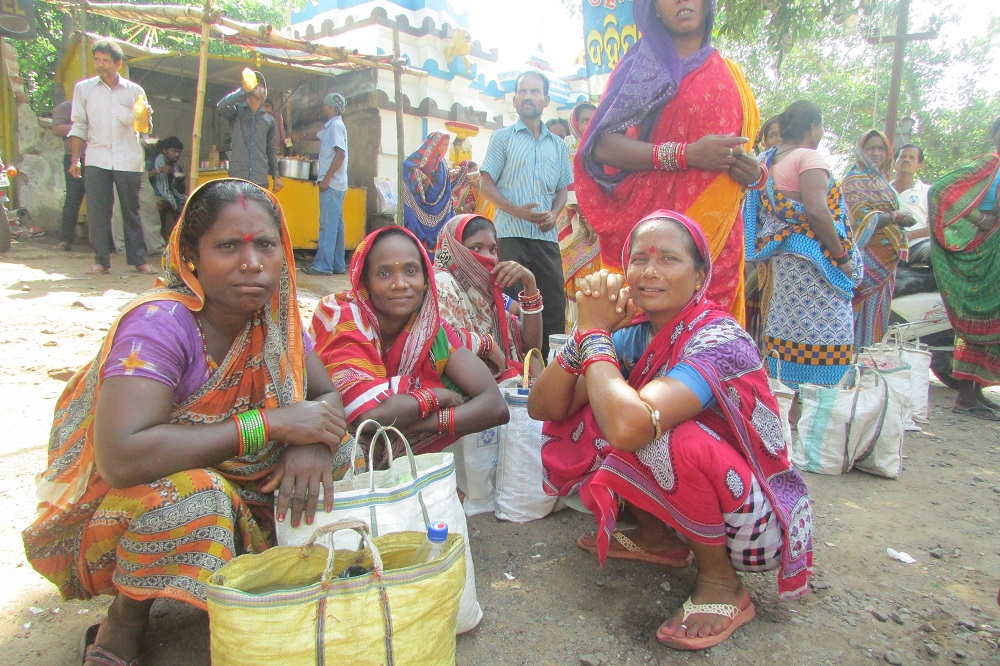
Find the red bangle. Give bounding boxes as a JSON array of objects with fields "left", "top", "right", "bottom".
[
  {"left": 651, "top": 142, "right": 661, "bottom": 170},
  {"left": 574, "top": 328, "right": 612, "bottom": 345},
  {"left": 581, "top": 354, "right": 620, "bottom": 374},
  {"left": 412, "top": 391, "right": 429, "bottom": 419},
  {"left": 448, "top": 407, "right": 456, "bottom": 435},
  {"left": 676, "top": 142, "right": 688, "bottom": 170},
  {"left": 829, "top": 246, "right": 848, "bottom": 260},
  {"left": 259, "top": 409, "right": 269, "bottom": 443},
  {"left": 747, "top": 163, "right": 768, "bottom": 190}
]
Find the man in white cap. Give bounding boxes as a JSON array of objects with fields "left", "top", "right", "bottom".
[
  {"left": 217, "top": 71, "right": 283, "bottom": 192},
  {"left": 292, "top": 92, "right": 349, "bottom": 275}
]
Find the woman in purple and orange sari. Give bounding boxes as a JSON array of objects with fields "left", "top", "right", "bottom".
[
  {"left": 23, "top": 180, "right": 351, "bottom": 665},
  {"left": 311, "top": 225, "right": 508, "bottom": 454},
  {"left": 842, "top": 130, "right": 916, "bottom": 349},
  {"left": 575, "top": 0, "right": 761, "bottom": 322},
  {"left": 929, "top": 116, "right": 1000, "bottom": 420},
  {"left": 529, "top": 210, "right": 812, "bottom": 651}
]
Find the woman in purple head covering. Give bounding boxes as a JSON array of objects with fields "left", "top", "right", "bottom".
[{"left": 574, "top": 0, "right": 761, "bottom": 324}]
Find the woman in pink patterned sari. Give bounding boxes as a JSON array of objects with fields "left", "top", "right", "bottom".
[{"left": 529, "top": 210, "right": 812, "bottom": 651}]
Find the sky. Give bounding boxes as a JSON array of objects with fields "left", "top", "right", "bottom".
[
  {"left": 450, "top": 0, "right": 583, "bottom": 74},
  {"left": 449, "top": 0, "right": 998, "bottom": 88}
]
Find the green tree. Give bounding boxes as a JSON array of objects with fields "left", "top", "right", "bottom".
[{"left": 15, "top": 0, "right": 304, "bottom": 115}]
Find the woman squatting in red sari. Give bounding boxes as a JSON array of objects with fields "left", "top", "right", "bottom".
[
  {"left": 529, "top": 210, "right": 813, "bottom": 651},
  {"left": 575, "top": 0, "right": 762, "bottom": 323},
  {"left": 310, "top": 226, "right": 509, "bottom": 455}
]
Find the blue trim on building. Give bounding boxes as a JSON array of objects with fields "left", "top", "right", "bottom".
[{"left": 293, "top": 0, "right": 469, "bottom": 28}]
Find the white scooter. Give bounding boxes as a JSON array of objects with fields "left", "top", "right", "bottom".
[{"left": 889, "top": 237, "right": 958, "bottom": 387}]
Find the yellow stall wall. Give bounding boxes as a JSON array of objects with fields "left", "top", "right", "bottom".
[{"left": 198, "top": 170, "right": 366, "bottom": 251}]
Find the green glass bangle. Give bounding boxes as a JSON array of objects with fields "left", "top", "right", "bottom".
[{"left": 233, "top": 409, "right": 268, "bottom": 457}]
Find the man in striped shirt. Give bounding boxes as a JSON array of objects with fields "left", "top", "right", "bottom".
[
  {"left": 68, "top": 40, "right": 157, "bottom": 275},
  {"left": 481, "top": 71, "right": 573, "bottom": 357},
  {"left": 218, "top": 72, "right": 284, "bottom": 193}
]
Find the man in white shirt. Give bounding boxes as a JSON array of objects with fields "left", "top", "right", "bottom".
[
  {"left": 292, "top": 93, "right": 349, "bottom": 276},
  {"left": 891, "top": 143, "right": 930, "bottom": 242},
  {"left": 68, "top": 40, "right": 156, "bottom": 275}
]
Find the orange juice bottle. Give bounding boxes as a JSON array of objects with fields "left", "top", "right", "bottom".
[{"left": 133, "top": 94, "right": 150, "bottom": 133}]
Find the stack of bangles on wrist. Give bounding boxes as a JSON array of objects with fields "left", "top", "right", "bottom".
[
  {"left": 556, "top": 328, "right": 619, "bottom": 375},
  {"left": 746, "top": 163, "right": 768, "bottom": 190},
  {"left": 233, "top": 408, "right": 269, "bottom": 457},
  {"left": 437, "top": 406, "right": 456, "bottom": 435},
  {"left": 410, "top": 387, "right": 440, "bottom": 420},
  {"left": 477, "top": 332, "right": 495, "bottom": 359},
  {"left": 652, "top": 142, "right": 687, "bottom": 171},
  {"left": 829, "top": 245, "right": 851, "bottom": 266},
  {"left": 519, "top": 289, "right": 544, "bottom": 315}
]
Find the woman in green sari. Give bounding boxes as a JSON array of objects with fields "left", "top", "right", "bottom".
[{"left": 929, "top": 116, "right": 1000, "bottom": 420}]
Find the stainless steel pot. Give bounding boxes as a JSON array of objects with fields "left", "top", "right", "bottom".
[
  {"left": 309, "top": 160, "right": 320, "bottom": 180},
  {"left": 278, "top": 158, "right": 311, "bottom": 180}
]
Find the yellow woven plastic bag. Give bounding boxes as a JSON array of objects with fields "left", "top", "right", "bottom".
[{"left": 207, "top": 519, "right": 466, "bottom": 665}]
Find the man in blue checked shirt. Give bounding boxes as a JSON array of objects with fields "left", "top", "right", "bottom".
[{"left": 481, "top": 71, "right": 573, "bottom": 357}]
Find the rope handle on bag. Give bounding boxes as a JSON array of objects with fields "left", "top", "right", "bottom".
[
  {"left": 765, "top": 348, "right": 785, "bottom": 385},
  {"left": 343, "top": 419, "right": 398, "bottom": 480},
  {"left": 521, "top": 347, "right": 544, "bottom": 388},
  {"left": 303, "top": 518, "right": 385, "bottom": 587}
]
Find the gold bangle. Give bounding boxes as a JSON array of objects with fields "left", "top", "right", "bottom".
[{"left": 640, "top": 400, "right": 662, "bottom": 441}]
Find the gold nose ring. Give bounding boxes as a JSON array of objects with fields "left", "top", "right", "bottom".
[
  {"left": 241, "top": 263, "right": 248, "bottom": 270},
  {"left": 257, "top": 264, "right": 264, "bottom": 271}
]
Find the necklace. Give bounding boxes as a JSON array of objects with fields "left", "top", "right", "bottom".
[
  {"left": 194, "top": 314, "right": 219, "bottom": 371},
  {"left": 773, "top": 144, "right": 802, "bottom": 157}
]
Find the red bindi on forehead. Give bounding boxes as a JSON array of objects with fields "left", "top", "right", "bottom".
[{"left": 244, "top": 234, "right": 253, "bottom": 242}]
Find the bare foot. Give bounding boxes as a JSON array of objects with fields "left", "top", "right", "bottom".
[
  {"left": 657, "top": 575, "right": 749, "bottom": 641},
  {"left": 86, "top": 596, "right": 152, "bottom": 664}
]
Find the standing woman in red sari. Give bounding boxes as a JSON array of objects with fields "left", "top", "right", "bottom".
[{"left": 575, "top": 0, "right": 762, "bottom": 322}]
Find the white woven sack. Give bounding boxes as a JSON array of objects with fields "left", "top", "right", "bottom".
[
  {"left": 276, "top": 421, "right": 482, "bottom": 633},
  {"left": 859, "top": 339, "right": 914, "bottom": 431},
  {"left": 853, "top": 374, "right": 907, "bottom": 479},
  {"left": 766, "top": 350, "right": 795, "bottom": 449},
  {"left": 495, "top": 384, "right": 558, "bottom": 523},
  {"left": 793, "top": 366, "right": 887, "bottom": 475},
  {"left": 444, "top": 426, "right": 500, "bottom": 517},
  {"left": 892, "top": 325, "right": 932, "bottom": 424}
]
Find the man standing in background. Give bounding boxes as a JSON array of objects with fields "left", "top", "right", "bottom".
[
  {"left": 68, "top": 40, "right": 156, "bottom": 275},
  {"left": 51, "top": 99, "right": 85, "bottom": 252},
  {"left": 292, "top": 93, "right": 349, "bottom": 276},
  {"left": 480, "top": 71, "right": 572, "bottom": 357},
  {"left": 218, "top": 72, "right": 283, "bottom": 193},
  {"left": 892, "top": 144, "right": 931, "bottom": 242}
]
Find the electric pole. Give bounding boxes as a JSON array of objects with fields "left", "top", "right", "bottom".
[{"left": 868, "top": 0, "right": 937, "bottom": 143}]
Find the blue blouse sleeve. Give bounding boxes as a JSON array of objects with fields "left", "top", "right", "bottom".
[
  {"left": 665, "top": 362, "right": 716, "bottom": 408},
  {"left": 978, "top": 169, "right": 1000, "bottom": 212}
]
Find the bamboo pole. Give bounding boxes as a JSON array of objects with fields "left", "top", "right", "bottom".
[
  {"left": 79, "top": 0, "right": 87, "bottom": 78},
  {"left": 0, "top": 37, "right": 13, "bottom": 169},
  {"left": 188, "top": 0, "right": 212, "bottom": 189},
  {"left": 393, "top": 28, "right": 404, "bottom": 226}
]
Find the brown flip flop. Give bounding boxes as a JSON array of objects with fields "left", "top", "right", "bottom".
[{"left": 577, "top": 530, "right": 693, "bottom": 568}]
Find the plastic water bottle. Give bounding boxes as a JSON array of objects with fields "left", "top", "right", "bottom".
[{"left": 410, "top": 521, "right": 448, "bottom": 565}]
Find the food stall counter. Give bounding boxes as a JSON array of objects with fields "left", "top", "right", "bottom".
[{"left": 197, "top": 170, "right": 366, "bottom": 251}]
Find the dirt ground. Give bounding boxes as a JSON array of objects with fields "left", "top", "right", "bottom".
[{"left": 1, "top": 235, "right": 999, "bottom": 666}]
